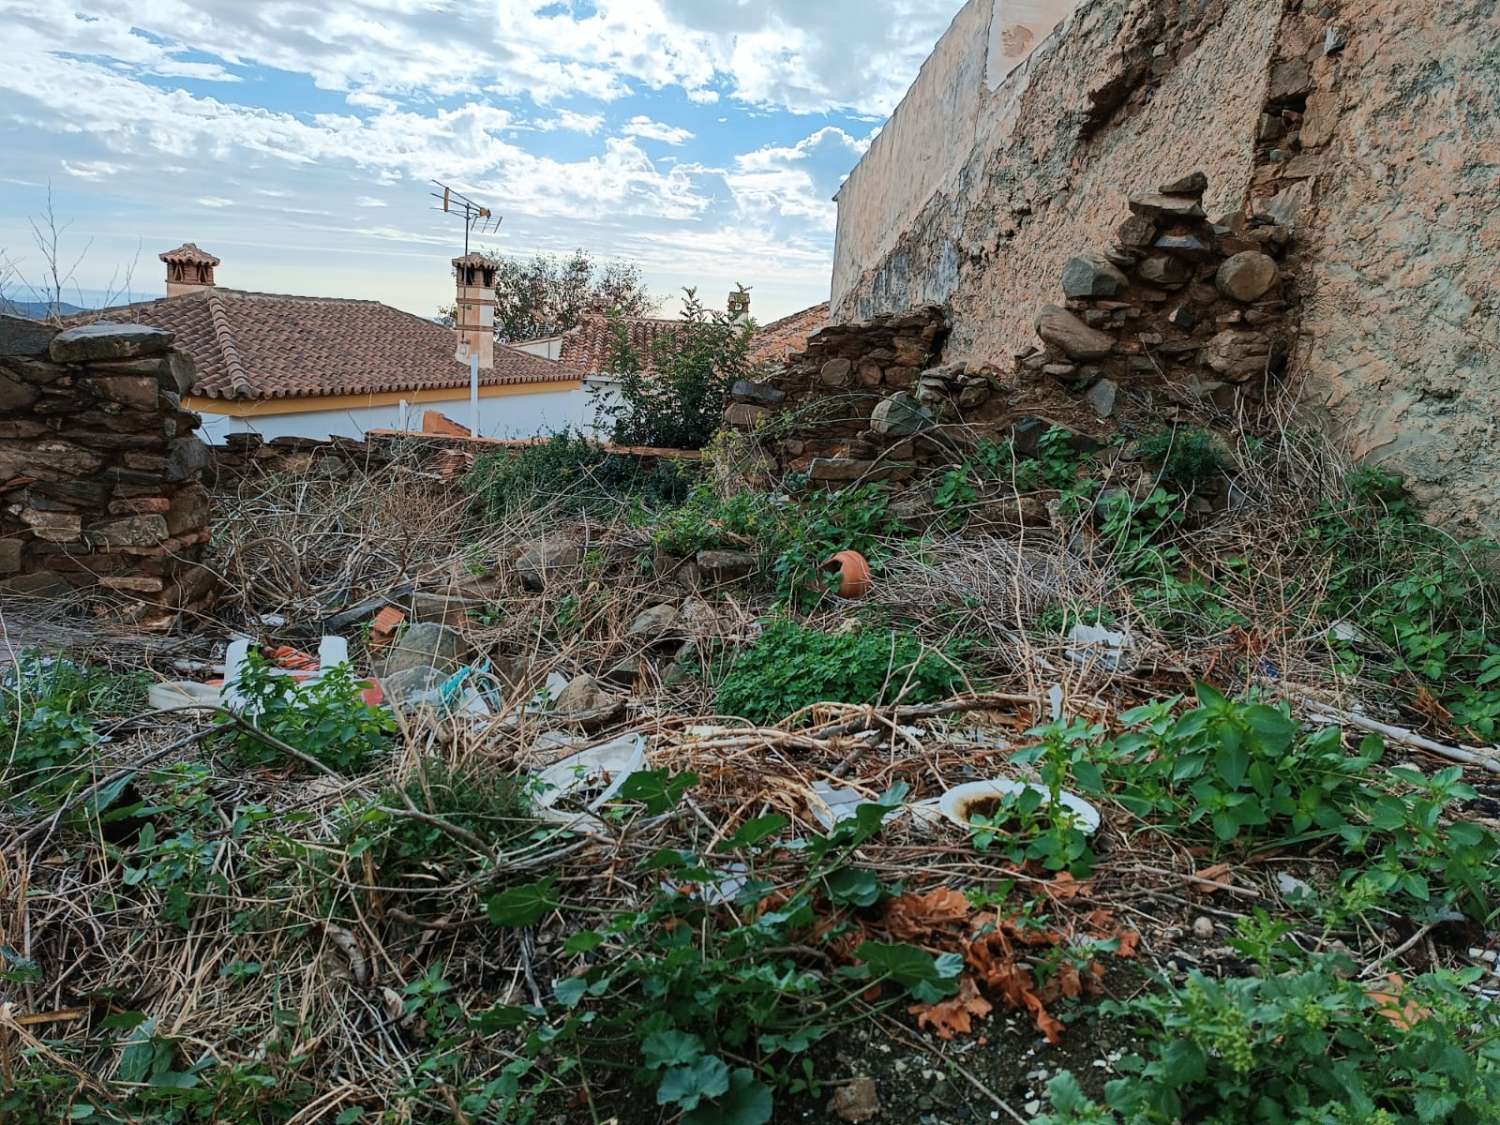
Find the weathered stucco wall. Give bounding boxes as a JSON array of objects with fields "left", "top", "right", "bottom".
[
  {"left": 1293, "top": 0, "right": 1500, "bottom": 534},
  {"left": 833, "top": 0, "right": 1282, "bottom": 362}
]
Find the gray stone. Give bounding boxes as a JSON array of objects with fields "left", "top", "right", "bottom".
[
  {"left": 0, "top": 371, "right": 39, "bottom": 412},
  {"left": 1257, "top": 112, "right": 1286, "bottom": 142},
  {"left": 0, "top": 314, "right": 58, "bottom": 358},
  {"left": 1159, "top": 171, "right": 1208, "bottom": 195},
  {"left": 382, "top": 622, "right": 473, "bottom": 677},
  {"left": 1268, "top": 57, "right": 1312, "bottom": 101},
  {"left": 695, "top": 550, "right": 756, "bottom": 584},
  {"left": 1061, "top": 254, "right": 1128, "bottom": 298},
  {"left": 49, "top": 324, "right": 174, "bottom": 364},
  {"left": 86, "top": 514, "right": 169, "bottom": 548},
  {"left": 1324, "top": 25, "right": 1347, "bottom": 54},
  {"left": 1083, "top": 378, "right": 1118, "bottom": 419},
  {"left": 1216, "top": 251, "right": 1280, "bottom": 302},
  {"left": 20, "top": 509, "right": 82, "bottom": 543},
  {"left": 1137, "top": 254, "right": 1191, "bottom": 286},
  {"left": 553, "top": 673, "right": 620, "bottom": 715},
  {"left": 819, "top": 358, "right": 853, "bottom": 387},
  {"left": 730, "top": 378, "right": 785, "bottom": 406},
  {"left": 1153, "top": 233, "right": 1213, "bottom": 258},
  {"left": 627, "top": 603, "right": 680, "bottom": 640},
  {"left": 1205, "top": 329, "right": 1272, "bottom": 378},
  {"left": 380, "top": 665, "right": 445, "bottom": 708},
  {"left": 1116, "top": 214, "right": 1157, "bottom": 248},
  {"left": 1034, "top": 304, "right": 1114, "bottom": 360},
  {"left": 0, "top": 538, "right": 22, "bottom": 575},
  {"left": 870, "top": 392, "right": 932, "bottom": 436},
  {"left": 0, "top": 419, "right": 46, "bottom": 440},
  {"left": 957, "top": 381, "right": 990, "bottom": 409},
  {"left": 516, "top": 538, "right": 580, "bottom": 591},
  {"left": 1128, "top": 193, "right": 1206, "bottom": 221},
  {"left": 86, "top": 375, "right": 160, "bottom": 410},
  {"left": 163, "top": 352, "right": 196, "bottom": 395},
  {"left": 165, "top": 436, "right": 210, "bottom": 482},
  {"left": 724, "top": 402, "right": 771, "bottom": 429},
  {"left": 0, "top": 439, "right": 102, "bottom": 481}
]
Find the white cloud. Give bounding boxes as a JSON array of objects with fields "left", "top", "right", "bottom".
[
  {"left": 354, "top": 195, "right": 387, "bottom": 208},
  {"left": 196, "top": 196, "right": 235, "bottom": 207},
  {"left": 620, "top": 115, "right": 694, "bottom": 145},
  {"left": 536, "top": 109, "right": 605, "bottom": 135},
  {"left": 61, "top": 159, "right": 124, "bottom": 180},
  {"left": 726, "top": 126, "right": 871, "bottom": 232}
]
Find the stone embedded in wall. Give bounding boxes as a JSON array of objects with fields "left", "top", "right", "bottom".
[
  {"left": 1216, "top": 252, "right": 1280, "bottom": 302},
  {"left": 0, "top": 313, "right": 214, "bottom": 626},
  {"left": 1035, "top": 305, "right": 1114, "bottom": 360}
]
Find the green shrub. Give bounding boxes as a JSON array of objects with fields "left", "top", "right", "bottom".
[
  {"left": 600, "top": 288, "right": 753, "bottom": 450},
  {"left": 466, "top": 429, "right": 698, "bottom": 518},
  {"left": 1, "top": 655, "right": 149, "bottom": 805},
  {"left": 224, "top": 651, "right": 393, "bottom": 775},
  {"left": 1136, "top": 427, "right": 1226, "bottom": 491},
  {"left": 716, "top": 618, "right": 968, "bottom": 725},
  {"left": 1040, "top": 954, "right": 1500, "bottom": 1124}
]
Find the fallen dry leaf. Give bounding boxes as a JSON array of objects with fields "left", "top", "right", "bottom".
[
  {"left": 1368, "top": 973, "right": 1431, "bottom": 1030},
  {"left": 882, "top": 887, "right": 973, "bottom": 939},
  {"left": 1189, "top": 863, "right": 1235, "bottom": 894},
  {"left": 910, "top": 975, "right": 993, "bottom": 1040}
]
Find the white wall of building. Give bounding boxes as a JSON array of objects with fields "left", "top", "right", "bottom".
[{"left": 194, "top": 385, "right": 608, "bottom": 444}]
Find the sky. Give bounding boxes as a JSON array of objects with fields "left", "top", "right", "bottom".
[{"left": 0, "top": 0, "right": 964, "bottom": 323}]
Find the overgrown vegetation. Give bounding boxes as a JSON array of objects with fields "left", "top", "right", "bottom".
[
  {"left": 716, "top": 617, "right": 969, "bottom": 725},
  {"left": 599, "top": 287, "right": 754, "bottom": 449}
]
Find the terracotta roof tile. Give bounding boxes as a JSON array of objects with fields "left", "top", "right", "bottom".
[
  {"left": 159, "top": 242, "right": 220, "bottom": 266},
  {"left": 67, "top": 290, "right": 573, "bottom": 400},
  {"left": 557, "top": 313, "right": 686, "bottom": 377},
  {"left": 748, "top": 302, "right": 829, "bottom": 367}
]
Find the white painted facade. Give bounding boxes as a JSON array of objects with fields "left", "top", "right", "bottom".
[{"left": 193, "top": 385, "right": 605, "bottom": 444}]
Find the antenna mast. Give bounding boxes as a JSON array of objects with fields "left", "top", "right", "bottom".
[{"left": 429, "top": 180, "right": 503, "bottom": 256}]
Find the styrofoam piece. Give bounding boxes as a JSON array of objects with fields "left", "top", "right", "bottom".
[
  {"left": 1065, "top": 623, "right": 1134, "bottom": 672},
  {"left": 534, "top": 733, "right": 647, "bottom": 812},
  {"left": 938, "top": 779, "right": 1101, "bottom": 836},
  {"left": 222, "top": 637, "right": 252, "bottom": 710},
  {"left": 148, "top": 681, "right": 223, "bottom": 711},
  {"left": 317, "top": 635, "right": 350, "bottom": 671}
]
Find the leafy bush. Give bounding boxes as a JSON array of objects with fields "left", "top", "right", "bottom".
[
  {"left": 1041, "top": 954, "right": 1500, "bottom": 1123},
  {"left": 466, "top": 429, "right": 698, "bottom": 518},
  {"left": 1, "top": 655, "right": 149, "bottom": 805},
  {"left": 224, "top": 651, "right": 393, "bottom": 775},
  {"left": 1136, "top": 427, "right": 1226, "bottom": 491},
  {"left": 598, "top": 288, "right": 753, "bottom": 450},
  {"left": 716, "top": 618, "right": 968, "bottom": 725}
]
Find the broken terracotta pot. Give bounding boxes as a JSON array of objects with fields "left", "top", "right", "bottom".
[{"left": 823, "top": 550, "right": 872, "bottom": 599}]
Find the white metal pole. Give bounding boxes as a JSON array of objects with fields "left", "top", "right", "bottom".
[{"left": 469, "top": 353, "right": 480, "bottom": 437}]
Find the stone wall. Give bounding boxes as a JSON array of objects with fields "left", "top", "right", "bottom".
[
  {"left": 831, "top": 0, "right": 1283, "bottom": 357},
  {"left": 733, "top": 172, "right": 1295, "bottom": 487},
  {"left": 1290, "top": 1, "right": 1500, "bottom": 534},
  {"left": 832, "top": 0, "right": 1500, "bottom": 535},
  {"left": 0, "top": 316, "right": 214, "bottom": 629}
]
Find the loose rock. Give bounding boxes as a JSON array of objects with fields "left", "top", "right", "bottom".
[
  {"left": 1061, "top": 254, "right": 1129, "bottom": 298},
  {"left": 1216, "top": 251, "right": 1280, "bottom": 302},
  {"left": 1035, "top": 304, "right": 1114, "bottom": 360}
]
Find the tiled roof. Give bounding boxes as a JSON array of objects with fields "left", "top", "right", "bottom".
[
  {"left": 748, "top": 302, "right": 829, "bottom": 367},
  {"left": 68, "top": 289, "right": 573, "bottom": 401},
  {"left": 557, "top": 313, "right": 686, "bottom": 378},
  {"left": 159, "top": 242, "right": 219, "bottom": 266}
]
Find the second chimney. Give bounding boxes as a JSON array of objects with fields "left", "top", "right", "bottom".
[
  {"left": 160, "top": 243, "right": 220, "bottom": 297},
  {"left": 452, "top": 252, "right": 498, "bottom": 370}
]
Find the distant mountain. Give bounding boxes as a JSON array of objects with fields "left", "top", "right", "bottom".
[{"left": 0, "top": 296, "right": 87, "bottom": 320}]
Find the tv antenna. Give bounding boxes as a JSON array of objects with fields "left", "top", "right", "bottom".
[{"left": 430, "top": 180, "right": 503, "bottom": 255}]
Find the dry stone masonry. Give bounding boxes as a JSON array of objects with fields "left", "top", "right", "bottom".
[{"left": 0, "top": 315, "right": 213, "bottom": 628}]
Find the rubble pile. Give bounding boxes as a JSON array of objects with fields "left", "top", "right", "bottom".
[
  {"left": 728, "top": 172, "right": 1294, "bottom": 489},
  {"left": 0, "top": 315, "right": 213, "bottom": 627}
]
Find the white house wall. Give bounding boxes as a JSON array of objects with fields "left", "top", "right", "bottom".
[{"left": 195, "top": 386, "right": 607, "bottom": 444}]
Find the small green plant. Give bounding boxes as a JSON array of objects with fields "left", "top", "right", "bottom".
[
  {"left": 224, "top": 652, "right": 394, "bottom": 775},
  {"left": 484, "top": 780, "right": 955, "bottom": 1124},
  {"left": 716, "top": 618, "right": 969, "bottom": 725},
  {"left": 1, "top": 655, "right": 149, "bottom": 806},
  {"left": 466, "top": 429, "right": 698, "bottom": 518},
  {"left": 1040, "top": 956, "right": 1500, "bottom": 1123},
  {"left": 1136, "top": 426, "right": 1226, "bottom": 492}
]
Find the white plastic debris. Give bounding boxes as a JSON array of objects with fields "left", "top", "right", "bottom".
[
  {"left": 533, "top": 733, "right": 648, "bottom": 815},
  {"left": 1065, "top": 623, "right": 1135, "bottom": 672},
  {"left": 148, "top": 681, "right": 223, "bottom": 711},
  {"left": 937, "top": 779, "right": 1102, "bottom": 836}
]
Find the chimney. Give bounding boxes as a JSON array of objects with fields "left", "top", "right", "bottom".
[
  {"left": 452, "top": 252, "right": 498, "bottom": 370},
  {"left": 160, "top": 243, "right": 220, "bottom": 297},
  {"left": 727, "top": 285, "right": 751, "bottom": 324}
]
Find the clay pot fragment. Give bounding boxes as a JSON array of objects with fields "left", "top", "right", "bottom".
[{"left": 822, "top": 550, "right": 872, "bottom": 599}]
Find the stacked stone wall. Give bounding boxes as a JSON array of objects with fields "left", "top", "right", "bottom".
[{"left": 0, "top": 316, "right": 214, "bottom": 629}]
